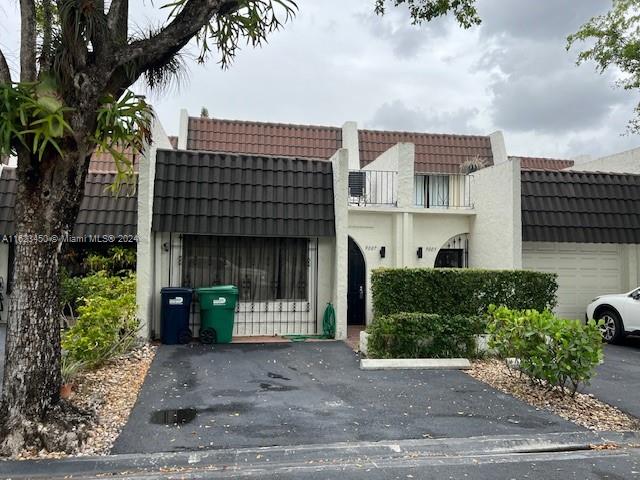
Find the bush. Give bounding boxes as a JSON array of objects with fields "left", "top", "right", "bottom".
[
  {"left": 61, "top": 270, "right": 136, "bottom": 318},
  {"left": 371, "top": 268, "right": 557, "bottom": 318},
  {"left": 84, "top": 246, "right": 136, "bottom": 275},
  {"left": 486, "top": 305, "right": 603, "bottom": 395},
  {"left": 366, "top": 312, "right": 485, "bottom": 359},
  {"left": 62, "top": 273, "right": 138, "bottom": 367}
]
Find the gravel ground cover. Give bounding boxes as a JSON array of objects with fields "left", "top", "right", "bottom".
[
  {"left": 11, "top": 343, "right": 156, "bottom": 460},
  {"left": 467, "top": 359, "right": 640, "bottom": 432}
]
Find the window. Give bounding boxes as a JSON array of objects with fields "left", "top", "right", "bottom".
[
  {"left": 182, "top": 236, "right": 309, "bottom": 301},
  {"left": 415, "top": 175, "right": 449, "bottom": 207}
]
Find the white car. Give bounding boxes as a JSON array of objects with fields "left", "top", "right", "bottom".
[{"left": 586, "top": 287, "right": 640, "bottom": 344}]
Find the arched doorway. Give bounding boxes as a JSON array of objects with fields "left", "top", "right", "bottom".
[
  {"left": 435, "top": 234, "right": 469, "bottom": 268},
  {"left": 347, "top": 237, "right": 366, "bottom": 325}
]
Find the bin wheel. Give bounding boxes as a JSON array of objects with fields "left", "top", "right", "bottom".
[
  {"left": 178, "top": 329, "right": 192, "bottom": 345},
  {"left": 200, "top": 328, "right": 216, "bottom": 345}
]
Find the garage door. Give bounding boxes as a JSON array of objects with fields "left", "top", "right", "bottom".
[{"left": 522, "top": 242, "right": 622, "bottom": 320}]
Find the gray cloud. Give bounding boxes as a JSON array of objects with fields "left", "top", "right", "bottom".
[
  {"left": 0, "top": 1, "right": 637, "bottom": 160},
  {"left": 367, "top": 100, "right": 480, "bottom": 134},
  {"left": 490, "top": 70, "right": 626, "bottom": 133},
  {"left": 475, "top": 1, "right": 633, "bottom": 137},
  {"left": 357, "top": 9, "right": 450, "bottom": 59},
  {"left": 477, "top": 0, "right": 609, "bottom": 40}
]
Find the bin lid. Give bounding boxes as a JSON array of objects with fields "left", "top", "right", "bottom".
[
  {"left": 196, "top": 285, "right": 238, "bottom": 294},
  {"left": 161, "top": 287, "right": 194, "bottom": 294}
]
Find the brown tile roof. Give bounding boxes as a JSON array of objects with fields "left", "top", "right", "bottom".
[
  {"left": 186, "top": 117, "right": 495, "bottom": 174},
  {"left": 516, "top": 156, "right": 575, "bottom": 171},
  {"left": 359, "top": 129, "right": 493, "bottom": 174},
  {"left": 521, "top": 170, "right": 640, "bottom": 243},
  {"left": 89, "top": 149, "right": 140, "bottom": 173},
  {"left": 187, "top": 117, "right": 342, "bottom": 160}
]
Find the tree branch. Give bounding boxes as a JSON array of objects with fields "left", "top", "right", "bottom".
[
  {"left": 39, "top": 0, "right": 54, "bottom": 75},
  {"left": 19, "top": 0, "right": 37, "bottom": 82},
  {"left": 0, "top": 48, "right": 12, "bottom": 84},
  {"left": 113, "top": 0, "right": 224, "bottom": 77}
]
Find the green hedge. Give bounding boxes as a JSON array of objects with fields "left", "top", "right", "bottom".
[
  {"left": 371, "top": 268, "right": 557, "bottom": 318},
  {"left": 366, "top": 312, "right": 485, "bottom": 359}
]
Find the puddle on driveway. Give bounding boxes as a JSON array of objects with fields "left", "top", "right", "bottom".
[
  {"left": 259, "top": 382, "right": 297, "bottom": 392},
  {"left": 151, "top": 408, "right": 197, "bottom": 425},
  {"left": 150, "top": 402, "right": 253, "bottom": 426}
]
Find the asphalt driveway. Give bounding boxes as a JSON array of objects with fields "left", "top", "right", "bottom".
[
  {"left": 584, "top": 336, "right": 640, "bottom": 418},
  {"left": 113, "top": 341, "right": 577, "bottom": 454}
]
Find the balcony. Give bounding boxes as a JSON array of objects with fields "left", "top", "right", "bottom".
[
  {"left": 414, "top": 174, "right": 472, "bottom": 209},
  {"left": 347, "top": 170, "right": 473, "bottom": 209},
  {"left": 348, "top": 170, "right": 397, "bottom": 207}
]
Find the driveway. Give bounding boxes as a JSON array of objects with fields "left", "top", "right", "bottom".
[
  {"left": 584, "top": 336, "right": 640, "bottom": 418},
  {"left": 113, "top": 342, "right": 578, "bottom": 454}
]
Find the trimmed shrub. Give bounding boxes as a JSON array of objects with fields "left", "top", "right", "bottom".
[
  {"left": 371, "top": 268, "right": 557, "bottom": 318},
  {"left": 486, "top": 305, "right": 603, "bottom": 396},
  {"left": 366, "top": 312, "right": 485, "bottom": 359}
]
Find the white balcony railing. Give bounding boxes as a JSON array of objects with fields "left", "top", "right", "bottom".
[
  {"left": 348, "top": 170, "right": 397, "bottom": 206},
  {"left": 414, "top": 174, "right": 472, "bottom": 209}
]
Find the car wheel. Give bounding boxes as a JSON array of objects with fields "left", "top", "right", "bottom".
[{"left": 596, "top": 309, "right": 625, "bottom": 344}]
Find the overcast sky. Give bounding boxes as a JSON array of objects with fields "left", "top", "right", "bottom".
[{"left": 1, "top": 0, "right": 638, "bottom": 160}]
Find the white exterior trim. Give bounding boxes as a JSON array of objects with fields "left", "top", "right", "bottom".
[
  {"left": 178, "top": 109, "right": 189, "bottom": 150},
  {"left": 331, "top": 148, "right": 350, "bottom": 339},
  {"left": 136, "top": 116, "right": 172, "bottom": 338}
]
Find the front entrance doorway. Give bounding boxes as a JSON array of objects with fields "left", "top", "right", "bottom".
[
  {"left": 347, "top": 237, "right": 366, "bottom": 325},
  {"left": 435, "top": 249, "right": 464, "bottom": 268}
]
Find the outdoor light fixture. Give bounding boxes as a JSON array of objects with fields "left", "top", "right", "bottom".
[
  {"left": 417, "top": 247, "right": 423, "bottom": 259},
  {"left": 379, "top": 246, "right": 386, "bottom": 258}
]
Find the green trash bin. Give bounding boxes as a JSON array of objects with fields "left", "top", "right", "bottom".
[{"left": 197, "top": 285, "right": 239, "bottom": 344}]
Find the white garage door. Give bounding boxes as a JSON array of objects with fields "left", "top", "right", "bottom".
[{"left": 522, "top": 242, "right": 622, "bottom": 321}]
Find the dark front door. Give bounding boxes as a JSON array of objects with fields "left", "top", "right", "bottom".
[
  {"left": 435, "top": 249, "right": 464, "bottom": 268},
  {"left": 347, "top": 237, "right": 366, "bottom": 325}
]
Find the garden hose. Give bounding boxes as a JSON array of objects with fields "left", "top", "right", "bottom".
[{"left": 284, "top": 303, "right": 336, "bottom": 342}]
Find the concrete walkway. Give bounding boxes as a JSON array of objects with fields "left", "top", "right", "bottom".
[
  {"left": 113, "top": 342, "right": 578, "bottom": 454},
  {"left": 584, "top": 336, "right": 640, "bottom": 418}
]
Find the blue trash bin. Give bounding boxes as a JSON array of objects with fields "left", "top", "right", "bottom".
[{"left": 160, "top": 287, "right": 193, "bottom": 345}]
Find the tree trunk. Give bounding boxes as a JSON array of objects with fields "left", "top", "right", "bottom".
[{"left": 0, "top": 150, "right": 87, "bottom": 455}]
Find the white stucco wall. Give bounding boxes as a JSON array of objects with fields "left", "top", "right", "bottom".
[
  {"left": 331, "top": 149, "right": 350, "bottom": 339},
  {"left": 571, "top": 146, "right": 640, "bottom": 174},
  {"left": 342, "top": 122, "right": 360, "bottom": 170},
  {"left": 489, "top": 131, "right": 508, "bottom": 165},
  {"left": 469, "top": 159, "right": 522, "bottom": 269},
  {"left": 412, "top": 214, "right": 471, "bottom": 267},
  {"left": 136, "top": 116, "right": 173, "bottom": 338},
  {"left": 316, "top": 237, "right": 335, "bottom": 332}
]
